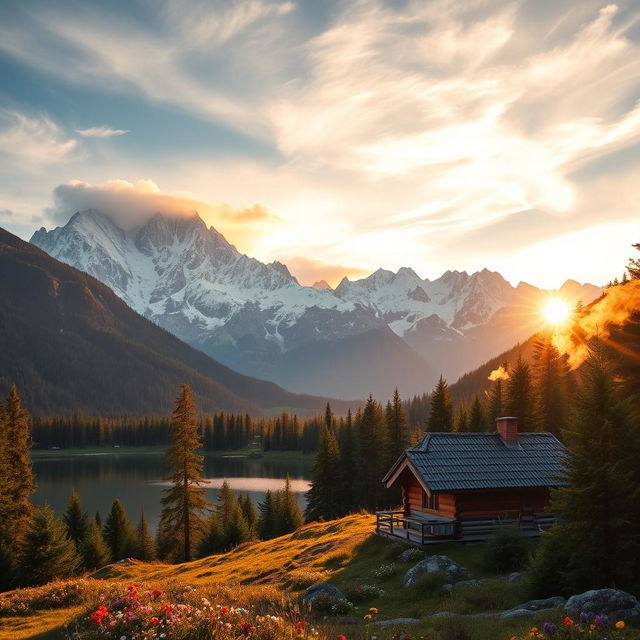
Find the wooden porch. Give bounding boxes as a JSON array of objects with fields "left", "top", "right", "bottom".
[{"left": 375, "top": 510, "right": 557, "bottom": 545}]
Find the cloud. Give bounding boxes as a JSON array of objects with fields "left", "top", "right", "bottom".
[
  {"left": 75, "top": 126, "right": 129, "bottom": 138},
  {"left": 0, "top": 208, "right": 14, "bottom": 220},
  {"left": 284, "top": 256, "right": 370, "bottom": 288},
  {"left": 0, "top": 109, "right": 78, "bottom": 167},
  {"left": 45, "top": 179, "right": 282, "bottom": 250}
]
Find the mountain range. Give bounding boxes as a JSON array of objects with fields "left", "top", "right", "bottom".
[
  {"left": 31, "top": 210, "right": 602, "bottom": 399},
  {"left": 0, "top": 227, "right": 356, "bottom": 416}
]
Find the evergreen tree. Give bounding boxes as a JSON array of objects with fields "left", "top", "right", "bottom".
[
  {"left": 338, "top": 410, "right": 357, "bottom": 514},
  {"left": 239, "top": 495, "right": 258, "bottom": 538},
  {"left": 224, "top": 502, "right": 251, "bottom": 548},
  {"left": 134, "top": 510, "right": 156, "bottom": 561},
  {"left": 274, "top": 476, "right": 304, "bottom": 536},
  {"left": 216, "top": 480, "right": 236, "bottom": 528},
  {"left": 94, "top": 511, "right": 102, "bottom": 530},
  {"left": 626, "top": 242, "right": 640, "bottom": 279},
  {"left": 198, "top": 513, "right": 225, "bottom": 556},
  {"left": 155, "top": 511, "right": 177, "bottom": 561},
  {"left": 62, "top": 491, "right": 89, "bottom": 549},
  {"left": 505, "top": 356, "right": 534, "bottom": 430},
  {"left": 468, "top": 396, "right": 489, "bottom": 432},
  {"left": 455, "top": 407, "right": 469, "bottom": 432},
  {"left": 80, "top": 520, "right": 111, "bottom": 570},
  {"left": 0, "top": 539, "right": 16, "bottom": 591},
  {"left": 324, "top": 403, "right": 333, "bottom": 430},
  {"left": 160, "top": 384, "right": 211, "bottom": 562},
  {"left": 356, "top": 396, "right": 389, "bottom": 511},
  {"left": 19, "top": 505, "right": 80, "bottom": 586},
  {"left": 103, "top": 499, "right": 136, "bottom": 561},
  {"left": 258, "top": 490, "right": 275, "bottom": 540},
  {"left": 386, "top": 389, "right": 410, "bottom": 464},
  {"left": 0, "top": 386, "right": 35, "bottom": 548},
  {"left": 533, "top": 337, "right": 569, "bottom": 436},
  {"left": 534, "top": 349, "right": 640, "bottom": 594},
  {"left": 487, "top": 365, "right": 508, "bottom": 425},
  {"left": 305, "top": 425, "right": 341, "bottom": 521},
  {"left": 427, "top": 376, "right": 454, "bottom": 432}
]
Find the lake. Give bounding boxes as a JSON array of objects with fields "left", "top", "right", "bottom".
[{"left": 31, "top": 450, "right": 313, "bottom": 531}]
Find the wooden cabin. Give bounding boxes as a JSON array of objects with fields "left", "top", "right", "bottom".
[{"left": 377, "top": 417, "right": 567, "bottom": 544}]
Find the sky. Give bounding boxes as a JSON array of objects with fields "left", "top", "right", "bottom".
[{"left": 0, "top": 0, "right": 639, "bottom": 288}]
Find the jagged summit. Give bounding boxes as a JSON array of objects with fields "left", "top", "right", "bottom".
[{"left": 31, "top": 209, "right": 602, "bottom": 398}]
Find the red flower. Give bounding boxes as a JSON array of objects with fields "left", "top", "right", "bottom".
[
  {"left": 90, "top": 605, "right": 109, "bottom": 625},
  {"left": 152, "top": 589, "right": 162, "bottom": 597},
  {"left": 564, "top": 616, "right": 574, "bottom": 627},
  {"left": 297, "top": 621, "right": 307, "bottom": 628},
  {"left": 221, "top": 606, "right": 229, "bottom": 614},
  {"left": 338, "top": 635, "right": 347, "bottom": 640}
]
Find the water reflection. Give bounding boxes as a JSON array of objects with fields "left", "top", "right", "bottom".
[{"left": 32, "top": 451, "right": 312, "bottom": 531}]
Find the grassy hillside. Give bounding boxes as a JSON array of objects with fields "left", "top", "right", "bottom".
[{"left": 0, "top": 515, "right": 611, "bottom": 640}]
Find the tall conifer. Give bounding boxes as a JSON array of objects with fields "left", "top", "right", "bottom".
[
  {"left": 134, "top": 510, "right": 156, "bottom": 561},
  {"left": 63, "top": 491, "right": 89, "bottom": 549},
  {"left": 81, "top": 520, "right": 111, "bottom": 570},
  {"left": 505, "top": 356, "right": 534, "bottom": 430},
  {"left": 305, "top": 425, "right": 341, "bottom": 521},
  {"left": 427, "top": 376, "right": 454, "bottom": 432},
  {"left": 103, "top": 499, "right": 135, "bottom": 561},
  {"left": 160, "top": 384, "right": 211, "bottom": 562}
]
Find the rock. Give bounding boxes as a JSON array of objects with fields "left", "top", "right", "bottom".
[
  {"left": 442, "top": 583, "right": 453, "bottom": 594},
  {"left": 403, "top": 555, "right": 471, "bottom": 587},
  {"left": 508, "top": 572, "right": 523, "bottom": 584},
  {"left": 430, "top": 611, "right": 456, "bottom": 619},
  {"left": 454, "top": 579, "right": 482, "bottom": 588},
  {"left": 375, "top": 618, "right": 421, "bottom": 626},
  {"left": 399, "top": 548, "right": 426, "bottom": 563},
  {"left": 502, "top": 597, "right": 566, "bottom": 618},
  {"left": 565, "top": 589, "right": 640, "bottom": 620},
  {"left": 302, "top": 582, "right": 347, "bottom": 605},
  {"left": 501, "top": 608, "right": 557, "bottom": 620}
]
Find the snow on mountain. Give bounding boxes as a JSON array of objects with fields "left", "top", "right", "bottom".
[{"left": 31, "top": 209, "right": 602, "bottom": 399}]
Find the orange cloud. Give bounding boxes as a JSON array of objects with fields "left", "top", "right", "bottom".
[
  {"left": 47, "top": 179, "right": 282, "bottom": 252},
  {"left": 284, "top": 255, "right": 370, "bottom": 288}
]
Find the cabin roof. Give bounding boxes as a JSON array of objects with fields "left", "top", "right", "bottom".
[{"left": 383, "top": 432, "right": 568, "bottom": 491}]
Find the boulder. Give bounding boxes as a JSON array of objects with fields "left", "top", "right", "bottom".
[
  {"left": 376, "top": 618, "right": 421, "bottom": 626},
  {"left": 565, "top": 589, "right": 640, "bottom": 620},
  {"left": 453, "top": 579, "right": 482, "bottom": 588},
  {"left": 508, "top": 572, "right": 523, "bottom": 584},
  {"left": 501, "top": 607, "right": 557, "bottom": 620},
  {"left": 399, "top": 548, "right": 426, "bottom": 563},
  {"left": 302, "top": 582, "right": 347, "bottom": 605},
  {"left": 501, "top": 596, "right": 566, "bottom": 619},
  {"left": 403, "top": 555, "right": 471, "bottom": 587}
]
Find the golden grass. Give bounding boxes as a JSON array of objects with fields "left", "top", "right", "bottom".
[{"left": 0, "top": 605, "right": 84, "bottom": 639}]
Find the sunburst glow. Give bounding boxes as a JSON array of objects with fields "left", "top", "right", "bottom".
[{"left": 542, "top": 298, "right": 571, "bottom": 325}]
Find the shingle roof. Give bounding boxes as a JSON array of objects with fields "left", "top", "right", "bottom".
[{"left": 384, "top": 432, "right": 568, "bottom": 491}]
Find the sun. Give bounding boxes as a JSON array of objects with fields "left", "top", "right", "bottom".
[{"left": 542, "top": 298, "right": 571, "bottom": 325}]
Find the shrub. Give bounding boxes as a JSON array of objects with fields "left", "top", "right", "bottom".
[
  {"left": 409, "top": 571, "right": 446, "bottom": 595},
  {"left": 482, "top": 524, "right": 531, "bottom": 573},
  {"left": 372, "top": 562, "right": 397, "bottom": 580},
  {"left": 343, "top": 584, "right": 384, "bottom": 602},
  {"left": 399, "top": 547, "right": 425, "bottom": 563},
  {"left": 382, "top": 541, "right": 405, "bottom": 560},
  {"left": 309, "top": 593, "right": 354, "bottom": 615}
]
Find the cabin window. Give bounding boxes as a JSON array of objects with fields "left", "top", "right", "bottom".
[{"left": 421, "top": 489, "right": 439, "bottom": 511}]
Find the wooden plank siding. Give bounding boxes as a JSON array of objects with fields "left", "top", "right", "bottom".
[{"left": 403, "top": 476, "right": 456, "bottom": 519}]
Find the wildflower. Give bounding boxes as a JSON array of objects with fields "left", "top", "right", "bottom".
[
  {"left": 369, "top": 607, "right": 378, "bottom": 614},
  {"left": 338, "top": 635, "right": 347, "bottom": 640},
  {"left": 152, "top": 589, "right": 162, "bottom": 597},
  {"left": 530, "top": 628, "right": 539, "bottom": 634},
  {"left": 615, "top": 621, "right": 625, "bottom": 629},
  {"left": 151, "top": 617, "right": 159, "bottom": 625},
  {"left": 580, "top": 612, "right": 591, "bottom": 623},
  {"left": 364, "top": 614, "right": 372, "bottom": 621},
  {"left": 542, "top": 622, "right": 557, "bottom": 635},
  {"left": 564, "top": 616, "right": 574, "bottom": 626},
  {"left": 595, "top": 615, "right": 609, "bottom": 627},
  {"left": 221, "top": 606, "right": 229, "bottom": 614}
]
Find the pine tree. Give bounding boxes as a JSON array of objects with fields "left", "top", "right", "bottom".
[
  {"left": 198, "top": 513, "right": 225, "bottom": 556},
  {"left": 103, "top": 499, "right": 136, "bottom": 561},
  {"left": 18, "top": 505, "right": 80, "bottom": 586},
  {"left": 134, "top": 510, "right": 156, "bottom": 561},
  {"left": 216, "top": 480, "right": 236, "bottom": 528},
  {"left": 533, "top": 337, "right": 569, "bottom": 436},
  {"left": 62, "top": 491, "right": 89, "bottom": 549},
  {"left": 0, "top": 539, "right": 16, "bottom": 591},
  {"left": 274, "top": 476, "right": 304, "bottom": 536},
  {"left": 239, "top": 495, "right": 258, "bottom": 539},
  {"left": 324, "top": 403, "right": 333, "bottom": 430},
  {"left": 160, "top": 384, "right": 211, "bottom": 562},
  {"left": 94, "top": 511, "right": 102, "bottom": 530},
  {"left": 80, "top": 520, "right": 111, "bottom": 570},
  {"left": 224, "top": 502, "right": 251, "bottom": 548},
  {"left": 258, "top": 490, "right": 275, "bottom": 540},
  {"left": 534, "top": 349, "right": 640, "bottom": 594},
  {"left": 155, "top": 511, "right": 177, "bottom": 561},
  {"left": 468, "top": 396, "right": 489, "bottom": 432},
  {"left": 386, "top": 389, "right": 410, "bottom": 465},
  {"left": 356, "top": 396, "right": 389, "bottom": 511},
  {"left": 487, "top": 365, "right": 508, "bottom": 425},
  {"left": 626, "top": 242, "right": 640, "bottom": 279},
  {"left": 427, "top": 376, "right": 454, "bottom": 432},
  {"left": 0, "top": 386, "right": 35, "bottom": 548},
  {"left": 305, "top": 425, "right": 341, "bottom": 521},
  {"left": 338, "top": 410, "right": 357, "bottom": 514},
  {"left": 455, "top": 407, "right": 469, "bottom": 432},
  {"left": 505, "top": 356, "right": 534, "bottom": 430}
]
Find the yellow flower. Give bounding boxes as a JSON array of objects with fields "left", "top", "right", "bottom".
[
  {"left": 369, "top": 607, "right": 378, "bottom": 614},
  {"left": 364, "top": 614, "right": 372, "bottom": 621},
  {"left": 615, "top": 621, "right": 625, "bottom": 629},
  {"left": 530, "top": 628, "right": 539, "bottom": 634}
]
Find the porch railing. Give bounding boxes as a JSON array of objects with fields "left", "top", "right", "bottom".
[{"left": 375, "top": 510, "right": 456, "bottom": 545}]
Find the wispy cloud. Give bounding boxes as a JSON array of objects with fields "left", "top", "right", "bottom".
[
  {"left": 284, "top": 256, "right": 370, "bottom": 288},
  {"left": 75, "top": 126, "right": 129, "bottom": 138},
  {"left": 0, "top": 109, "right": 78, "bottom": 167}
]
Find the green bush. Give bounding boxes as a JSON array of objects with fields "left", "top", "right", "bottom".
[
  {"left": 382, "top": 541, "right": 405, "bottom": 560},
  {"left": 410, "top": 571, "right": 446, "bottom": 595},
  {"left": 482, "top": 525, "right": 531, "bottom": 573},
  {"left": 372, "top": 562, "right": 397, "bottom": 580},
  {"left": 309, "top": 593, "right": 354, "bottom": 615},
  {"left": 343, "top": 584, "right": 385, "bottom": 602}
]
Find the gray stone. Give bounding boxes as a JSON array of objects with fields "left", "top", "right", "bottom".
[
  {"left": 302, "top": 582, "right": 347, "bottom": 605},
  {"left": 403, "top": 555, "right": 471, "bottom": 587},
  {"left": 508, "top": 572, "right": 523, "bottom": 584},
  {"left": 565, "top": 589, "right": 640, "bottom": 620},
  {"left": 376, "top": 618, "right": 421, "bottom": 626},
  {"left": 502, "top": 597, "right": 566, "bottom": 617},
  {"left": 399, "top": 548, "right": 426, "bottom": 563},
  {"left": 501, "top": 607, "right": 557, "bottom": 620},
  {"left": 430, "top": 611, "right": 456, "bottom": 619},
  {"left": 454, "top": 579, "right": 482, "bottom": 588},
  {"left": 442, "top": 583, "right": 453, "bottom": 594}
]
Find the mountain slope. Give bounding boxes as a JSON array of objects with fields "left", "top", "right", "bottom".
[{"left": 0, "top": 227, "right": 356, "bottom": 416}]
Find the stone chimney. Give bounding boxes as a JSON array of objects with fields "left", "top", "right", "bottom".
[{"left": 496, "top": 416, "right": 518, "bottom": 444}]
